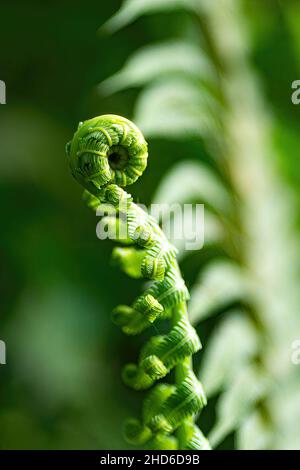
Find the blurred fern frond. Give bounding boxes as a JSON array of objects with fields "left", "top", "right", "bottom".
[
  {"left": 101, "top": 0, "right": 300, "bottom": 449},
  {"left": 100, "top": 40, "right": 215, "bottom": 96},
  {"left": 101, "top": 0, "right": 197, "bottom": 34}
]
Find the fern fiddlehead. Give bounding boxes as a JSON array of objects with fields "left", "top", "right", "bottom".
[{"left": 66, "top": 114, "right": 210, "bottom": 450}]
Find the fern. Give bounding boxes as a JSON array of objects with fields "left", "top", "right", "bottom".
[
  {"left": 101, "top": 0, "right": 300, "bottom": 450},
  {"left": 66, "top": 114, "right": 210, "bottom": 450}
]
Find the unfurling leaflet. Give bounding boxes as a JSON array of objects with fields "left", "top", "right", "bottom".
[{"left": 66, "top": 114, "right": 210, "bottom": 450}]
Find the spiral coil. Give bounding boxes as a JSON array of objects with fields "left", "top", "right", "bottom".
[
  {"left": 67, "top": 114, "right": 210, "bottom": 450},
  {"left": 66, "top": 114, "right": 148, "bottom": 194}
]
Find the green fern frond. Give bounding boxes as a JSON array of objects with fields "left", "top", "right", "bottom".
[
  {"left": 67, "top": 114, "right": 209, "bottom": 450},
  {"left": 99, "top": 0, "right": 300, "bottom": 451}
]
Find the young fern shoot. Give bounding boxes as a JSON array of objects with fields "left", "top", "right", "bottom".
[{"left": 66, "top": 114, "right": 210, "bottom": 450}]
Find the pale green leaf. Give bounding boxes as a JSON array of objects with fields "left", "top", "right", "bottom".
[
  {"left": 209, "top": 366, "right": 270, "bottom": 447},
  {"left": 150, "top": 160, "right": 229, "bottom": 256},
  {"left": 101, "top": 0, "right": 196, "bottom": 34},
  {"left": 134, "top": 78, "right": 220, "bottom": 139},
  {"left": 100, "top": 41, "right": 214, "bottom": 95},
  {"left": 152, "top": 160, "right": 232, "bottom": 215},
  {"left": 237, "top": 411, "right": 272, "bottom": 450},
  {"left": 199, "top": 311, "right": 258, "bottom": 397},
  {"left": 189, "top": 260, "right": 251, "bottom": 324},
  {"left": 268, "top": 376, "right": 300, "bottom": 449},
  {"left": 168, "top": 209, "right": 224, "bottom": 260}
]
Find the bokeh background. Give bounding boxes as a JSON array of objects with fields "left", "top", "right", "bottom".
[{"left": 0, "top": 0, "right": 300, "bottom": 449}]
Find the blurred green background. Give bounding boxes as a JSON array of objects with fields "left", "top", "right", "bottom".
[{"left": 0, "top": 0, "right": 300, "bottom": 449}]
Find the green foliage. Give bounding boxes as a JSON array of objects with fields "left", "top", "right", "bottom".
[
  {"left": 152, "top": 160, "right": 232, "bottom": 216},
  {"left": 2, "top": 0, "right": 300, "bottom": 452},
  {"left": 101, "top": 0, "right": 196, "bottom": 34},
  {"left": 67, "top": 114, "right": 148, "bottom": 192},
  {"left": 200, "top": 310, "right": 258, "bottom": 397},
  {"left": 209, "top": 365, "right": 270, "bottom": 448},
  {"left": 135, "top": 78, "right": 220, "bottom": 139},
  {"left": 100, "top": 0, "right": 300, "bottom": 450},
  {"left": 100, "top": 40, "right": 214, "bottom": 95},
  {"left": 188, "top": 260, "right": 250, "bottom": 323},
  {"left": 67, "top": 114, "right": 210, "bottom": 450}
]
